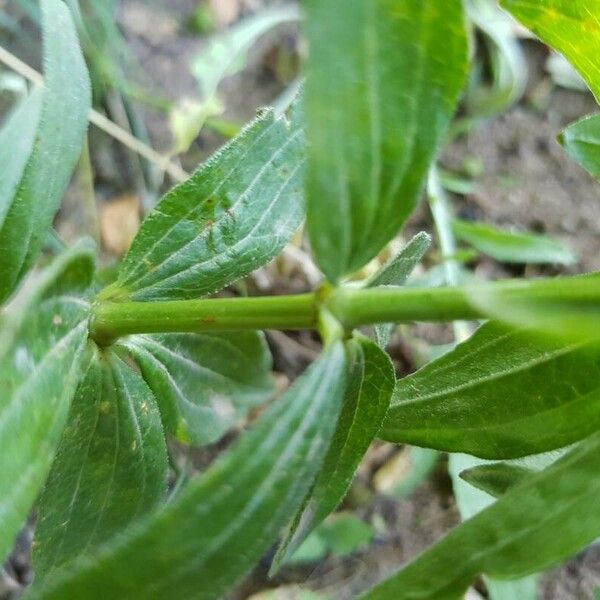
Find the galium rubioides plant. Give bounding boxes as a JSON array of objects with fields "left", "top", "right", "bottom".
[{"left": 2, "top": 0, "right": 600, "bottom": 598}]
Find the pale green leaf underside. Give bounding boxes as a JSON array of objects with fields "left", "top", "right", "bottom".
[
  {"left": 305, "top": 0, "right": 468, "bottom": 281},
  {"left": 0, "top": 242, "right": 95, "bottom": 562},
  {"left": 33, "top": 349, "right": 168, "bottom": 579},
  {"left": 449, "top": 454, "right": 537, "bottom": 600},
  {"left": 367, "top": 232, "right": 431, "bottom": 347},
  {"left": 501, "top": 0, "right": 600, "bottom": 103},
  {"left": 0, "top": 0, "right": 90, "bottom": 302},
  {"left": 381, "top": 321, "right": 600, "bottom": 459},
  {"left": 0, "top": 87, "right": 43, "bottom": 230},
  {"left": 105, "top": 103, "right": 305, "bottom": 302},
  {"left": 560, "top": 113, "right": 600, "bottom": 180},
  {"left": 26, "top": 344, "right": 348, "bottom": 600},
  {"left": 362, "top": 432, "right": 600, "bottom": 598},
  {"left": 120, "top": 331, "right": 273, "bottom": 445},
  {"left": 192, "top": 5, "right": 300, "bottom": 98},
  {"left": 452, "top": 218, "right": 577, "bottom": 265},
  {"left": 272, "top": 335, "right": 394, "bottom": 570},
  {"left": 0, "top": 239, "right": 95, "bottom": 361},
  {"left": 465, "top": 0, "right": 527, "bottom": 117}
]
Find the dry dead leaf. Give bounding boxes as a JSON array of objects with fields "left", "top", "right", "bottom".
[
  {"left": 209, "top": 0, "right": 241, "bottom": 27},
  {"left": 100, "top": 194, "right": 141, "bottom": 256},
  {"left": 373, "top": 447, "right": 413, "bottom": 494}
]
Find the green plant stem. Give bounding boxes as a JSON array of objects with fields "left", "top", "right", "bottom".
[
  {"left": 90, "top": 276, "right": 600, "bottom": 344},
  {"left": 90, "top": 294, "right": 317, "bottom": 345}
]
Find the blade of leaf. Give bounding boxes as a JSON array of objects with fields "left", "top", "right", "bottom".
[
  {"left": 361, "top": 432, "right": 600, "bottom": 599},
  {"left": 0, "top": 87, "right": 43, "bottom": 230},
  {"left": 272, "top": 335, "right": 394, "bottom": 571},
  {"left": 500, "top": 0, "right": 600, "bottom": 102},
  {"left": 0, "top": 238, "right": 95, "bottom": 360},
  {"left": 0, "top": 0, "right": 91, "bottom": 302},
  {"left": 120, "top": 331, "right": 274, "bottom": 445},
  {"left": 449, "top": 454, "right": 537, "bottom": 600},
  {"left": 192, "top": 5, "right": 300, "bottom": 99},
  {"left": 33, "top": 349, "right": 168, "bottom": 579},
  {"left": 459, "top": 462, "right": 534, "bottom": 498},
  {"left": 381, "top": 321, "right": 600, "bottom": 459},
  {"left": 452, "top": 218, "right": 577, "bottom": 265},
  {"left": 25, "top": 343, "right": 348, "bottom": 600},
  {"left": 0, "top": 245, "right": 94, "bottom": 563},
  {"left": 366, "top": 233, "right": 432, "bottom": 289},
  {"left": 304, "top": 0, "right": 468, "bottom": 281},
  {"left": 366, "top": 232, "right": 431, "bottom": 347},
  {"left": 559, "top": 113, "right": 600, "bottom": 180},
  {"left": 103, "top": 101, "right": 305, "bottom": 302},
  {"left": 465, "top": 0, "right": 528, "bottom": 117},
  {"left": 171, "top": 5, "right": 300, "bottom": 154}
]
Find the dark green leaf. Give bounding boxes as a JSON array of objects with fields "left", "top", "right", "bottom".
[
  {"left": 305, "top": 0, "right": 468, "bottom": 281},
  {"left": 26, "top": 344, "right": 348, "bottom": 600},
  {"left": 33, "top": 349, "right": 168, "bottom": 578},
  {"left": 500, "top": 0, "right": 600, "bottom": 102},
  {"left": 272, "top": 335, "right": 393, "bottom": 571},
  {"left": 361, "top": 432, "right": 600, "bottom": 599},
  {"left": 0, "top": 244, "right": 94, "bottom": 563},
  {"left": 0, "top": 0, "right": 90, "bottom": 302},
  {"left": 103, "top": 102, "right": 304, "bottom": 302},
  {"left": 559, "top": 113, "right": 600, "bottom": 180},
  {"left": 120, "top": 331, "right": 273, "bottom": 445},
  {"left": 452, "top": 218, "right": 577, "bottom": 265},
  {"left": 381, "top": 321, "right": 600, "bottom": 459},
  {"left": 367, "top": 232, "right": 431, "bottom": 347},
  {"left": 460, "top": 463, "right": 534, "bottom": 498}
]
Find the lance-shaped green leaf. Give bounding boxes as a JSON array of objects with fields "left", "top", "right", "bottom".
[
  {"left": 367, "top": 233, "right": 432, "bottom": 290},
  {"left": 449, "top": 454, "right": 537, "bottom": 600},
  {"left": 500, "top": 0, "right": 600, "bottom": 102},
  {"left": 103, "top": 102, "right": 305, "bottom": 302},
  {"left": 272, "top": 335, "right": 394, "bottom": 571},
  {"left": 458, "top": 448, "right": 570, "bottom": 501},
  {"left": 0, "top": 244, "right": 95, "bottom": 563},
  {"left": 33, "top": 349, "right": 168, "bottom": 579},
  {"left": 25, "top": 343, "right": 348, "bottom": 600},
  {"left": 0, "top": 87, "right": 43, "bottom": 230},
  {"left": 452, "top": 218, "right": 577, "bottom": 265},
  {"left": 460, "top": 463, "right": 534, "bottom": 499},
  {"left": 0, "top": 0, "right": 91, "bottom": 303},
  {"left": 304, "top": 0, "right": 468, "bottom": 281},
  {"left": 361, "top": 431, "right": 600, "bottom": 599},
  {"left": 366, "top": 232, "right": 431, "bottom": 347},
  {"left": 381, "top": 321, "right": 600, "bottom": 459},
  {"left": 119, "top": 331, "right": 273, "bottom": 445},
  {"left": 559, "top": 114, "right": 600, "bottom": 180}
]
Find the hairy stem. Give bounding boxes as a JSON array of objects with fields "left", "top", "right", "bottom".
[{"left": 89, "top": 275, "right": 600, "bottom": 344}]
